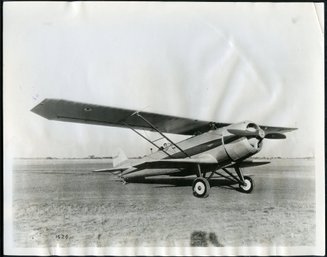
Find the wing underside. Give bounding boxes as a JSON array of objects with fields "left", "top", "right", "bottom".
[
  {"left": 31, "top": 98, "right": 296, "bottom": 135},
  {"left": 31, "top": 99, "right": 227, "bottom": 135}
]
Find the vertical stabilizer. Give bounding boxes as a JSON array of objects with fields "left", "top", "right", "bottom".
[{"left": 112, "top": 148, "right": 128, "bottom": 167}]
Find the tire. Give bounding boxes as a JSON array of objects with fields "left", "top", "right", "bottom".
[
  {"left": 192, "top": 177, "right": 210, "bottom": 198},
  {"left": 239, "top": 176, "right": 254, "bottom": 193}
]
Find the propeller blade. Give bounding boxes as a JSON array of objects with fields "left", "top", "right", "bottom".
[
  {"left": 264, "top": 133, "right": 286, "bottom": 139},
  {"left": 228, "top": 127, "right": 286, "bottom": 140},
  {"left": 227, "top": 129, "right": 259, "bottom": 137}
]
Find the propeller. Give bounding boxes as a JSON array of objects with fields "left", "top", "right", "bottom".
[
  {"left": 227, "top": 128, "right": 286, "bottom": 140},
  {"left": 264, "top": 132, "right": 286, "bottom": 139}
]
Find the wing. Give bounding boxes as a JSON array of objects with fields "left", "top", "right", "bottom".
[
  {"left": 30, "top": 98, "right": 228, "bottom": 135},
  {"left": 31, "top": 98, "right": 296, "bottom": 135}
]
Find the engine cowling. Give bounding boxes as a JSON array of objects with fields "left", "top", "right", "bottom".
[{"left": 222, "top": 121, "right": 263, "bottom": 161}]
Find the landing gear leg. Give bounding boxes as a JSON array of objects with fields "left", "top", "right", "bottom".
[
  {"left": 192, "top": 164, "right": 210, "bottom": 198},
  {"left": 234, "top": 166, "right": 254, "bottom": 193}
]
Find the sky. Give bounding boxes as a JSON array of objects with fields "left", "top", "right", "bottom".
[{"left": 4, "top": 2, "right": 324, "bottom": 158}]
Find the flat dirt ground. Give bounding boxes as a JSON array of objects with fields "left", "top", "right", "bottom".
[{"left": 11, "top": 158, "right": 315, "bottom": 247}]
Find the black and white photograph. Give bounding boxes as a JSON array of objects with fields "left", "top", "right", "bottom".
[{"left": 3, "top": 2, "right": 325, "bottom": 256}]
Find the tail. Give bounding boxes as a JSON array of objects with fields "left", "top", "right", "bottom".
[{"left": 112, "top": 148, "right": 128, "bottom": 167}]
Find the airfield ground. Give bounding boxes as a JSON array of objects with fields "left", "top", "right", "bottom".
[{"left": 11, "top": 158, "right": 315, "bottom": 247}]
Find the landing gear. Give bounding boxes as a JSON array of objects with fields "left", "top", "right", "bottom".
[
  {"left": 192, "top": 177, "right": 210, "bottom": 198},
  {"left": 192, "top": 164, "right": 210, "bottom": 198},
  {"left": 233, "top": 166, "right": 254, "bottom": 194},
  {"left": 239, "top": 176, "right": 254, "bottom": 193},
  {"left": 206, "top": 165, "right": 254, "bottom": 195},
  {"left": 191, "top": 164, "right": 254, "bottom": 197}
]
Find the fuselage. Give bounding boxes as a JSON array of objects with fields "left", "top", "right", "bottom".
[{"left": 122, "top": 121, "right": 263, "bottom": 180}]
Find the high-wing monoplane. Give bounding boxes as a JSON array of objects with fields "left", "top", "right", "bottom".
[{"left": 31, "top": 99, "right": 296, "bottom": 198}]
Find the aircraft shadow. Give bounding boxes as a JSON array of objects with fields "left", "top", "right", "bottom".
[{"left": 128, "top": 177, "right": 241, "bottom": 191}]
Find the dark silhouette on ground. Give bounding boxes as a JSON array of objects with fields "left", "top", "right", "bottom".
[{"left": 122, "top": 176, "right": 246, "bottom": 192}]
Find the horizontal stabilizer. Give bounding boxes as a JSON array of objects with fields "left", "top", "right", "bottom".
[{"left": 93, "top": 167, "right": 127, "bottom": 173}]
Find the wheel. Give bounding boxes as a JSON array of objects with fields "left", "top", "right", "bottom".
[
  {"left": 239, "top": 176, "right": 254, "bottom": 193},
  {"left": 192, "top": 177, "right": 210, "bottom": 198}
]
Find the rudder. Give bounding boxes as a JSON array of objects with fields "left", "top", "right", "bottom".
[{"left": 112, "top": 148, "right": 128, "bottom": 167}]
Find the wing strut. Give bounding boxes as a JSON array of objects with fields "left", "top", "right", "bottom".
[
  {"left": 122, "top": 122, "right": 172, "bottom": 157},
  {"left": 135, "top": 113, "right": 191, "bottom": 158}
]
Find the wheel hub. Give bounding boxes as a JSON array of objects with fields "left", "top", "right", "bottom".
[
  {"left": 241, "top": 180, "right": 251, "bottom": 191},
  {"left": 192, "top": 178, "right": 210, "bottom": 198},
  {"left": 195, "top": 182, "right": 205, "bottom": 195},
  {"left": 239, "top": 176, "right": 254, "bottom": 193}
]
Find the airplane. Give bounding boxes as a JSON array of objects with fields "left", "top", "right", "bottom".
[{"left": 31, "top": 98, "right": 297, "bottom": 198}]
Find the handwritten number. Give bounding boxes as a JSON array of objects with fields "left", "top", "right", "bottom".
[{"left": 56, "top": 234, "right": 68, "bottom": 240}]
